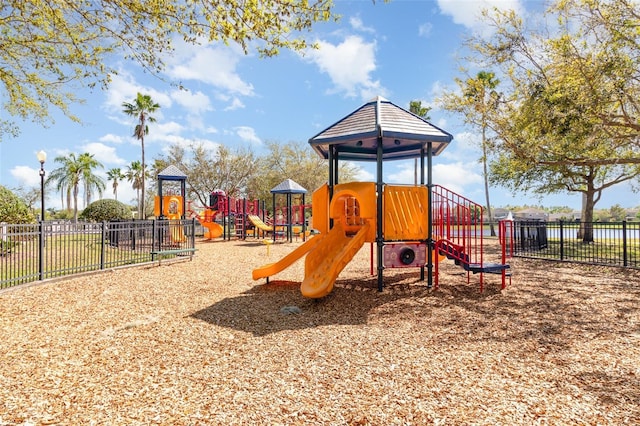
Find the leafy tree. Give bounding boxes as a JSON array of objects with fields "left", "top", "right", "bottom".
[
  {"left": 154, "top": 143, "right": 258, "bottom": 207},
  {"left": 438, "top": 71, "right": 500, "bottom": 236},
  {"left": 106, "top": 168, "right": 125, "bottom": 201},
  {"left": 609, "top": 204, "right": 627, "bottom": 222},
  {"left": 0, "top": 0, "right": 348, "bottom": 138},
  {"left": 248, "top": 140, "right": 358, "bottom": 210},
  {"left": 12, "top": 186, "right": 40, "bottom": 213},
  {"left": 80, "top": 199, "right": 131, "bottom": 222},
  {"left": 0, "top": 185, "right": 35, "bottom": 224},
  {"left": 78, "top": 153, "right": 106, "bottom": 208},
  {"left": 408, "top": 100, "right": 432, "bottom": 186},
  {"left": 464, "top": 1, "right": 640, "bottom": 242},
  {"left": 122, "top": 93, "right": 159, "bottom": 220}
]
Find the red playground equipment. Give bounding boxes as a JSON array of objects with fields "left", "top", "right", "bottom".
[
  {"left": 253, "top": 96, "right": 512, "bottom": 298},
  {"left": 187, "top": 190, "right": 270, "bottom": 241}
]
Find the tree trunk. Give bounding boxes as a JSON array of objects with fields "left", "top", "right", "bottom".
[
  {"left": 141, "top": 136, "right": 146, "bottom": 220},
  {"left": 73, "top": 185, "right": 79, "bottom": 223},
  {"left": 482, "top": 125, "right": 496, "bottom": 236},
  {"left": 580, "top": 190, "right": 596, "bottom": 243}
]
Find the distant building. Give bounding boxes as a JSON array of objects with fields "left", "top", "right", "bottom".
[{"left": 513, "top": 208, "right": 547, "bottom": 221}]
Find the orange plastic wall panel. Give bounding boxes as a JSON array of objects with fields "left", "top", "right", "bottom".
[
  {"left": 311, "top": 183, "right": 329, "bottom": 235},
  {"left": 330, "top": 182, "right": 377, "bottom": 243},
  {"left": 383, "top": 185, "right": 429, "bottom": 241}
]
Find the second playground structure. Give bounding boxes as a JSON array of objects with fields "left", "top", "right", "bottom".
[{"left": 253, "top": 96, "right": 512, "bottom": 298}]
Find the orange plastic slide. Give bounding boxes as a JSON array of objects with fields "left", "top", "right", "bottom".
[
  {"left": 252, "top": 235, "right": 324, "bottom": 280},
  {"left": 300, "top": 220, "right": 371, "bottom": 299},
  {"left": 247, "top": 214, "right": 274, "bottom": 232},
  {"left": 189, "top": 210, "right": 223, "bottom": 239},
  {"left": 202, "top": 221, "right": 223, "bottom": 239},
  {"left": 168, "top": 214, "right": 187, "bottom": 243}
]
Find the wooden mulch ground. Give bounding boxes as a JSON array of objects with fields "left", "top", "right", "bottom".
[{"left": 0, "top": 237, "right": 639, "bottom": 425}]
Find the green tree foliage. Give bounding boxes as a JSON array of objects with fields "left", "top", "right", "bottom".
[
  {"left": 609, "top": 204, "right": 627, "bottom": 222},
  {"left": 438, "top": 71, "right": 500, "bottom": 236},
  {"left": 125, "top": 161, "right": 147, "bottom": 217},
  {"left": 46, "top": 152, "right": 104, "bottom": 222},
  {"left": 106, "top": 168, "right": 125, "bottom": 201},
  {"left": 464, "top": 0, "right": 640, "bottom": 242},
  {"left": 0, "top": 0, "right": 345, "bottom": 137},
  {"left": 0, "top": 185, "right": 35, "bottom": 224},
  {"left": 80, "top": 199, "right": 132, "bottom": 222},
  {"left": 122, "top": 93, "right": 159, "bottom": 220},
  {"left": 154, "top": 143, "right": 258, "bottom": 208},
  {"left": 248, "top": 140, "right": 358, "bottom": 209},
  {"left": 78, "top": 153, "right": 106, "bottom": 207}
]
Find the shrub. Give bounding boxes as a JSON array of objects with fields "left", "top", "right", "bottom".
[
  {"left": 80, "top": 199, "right": 131, "bottom": 222},
  {"left": 0, "top": 185, "right": 35, "bottom": 224}
]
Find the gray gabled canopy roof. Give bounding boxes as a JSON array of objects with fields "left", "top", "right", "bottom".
[
  {"left": 158, "top": 165, "right": 187, "bottom": 181},
  {"left": 270, "top": 179, "right": 307, "bottom": 194},
  {"left": 309, "top": 96, "right": 453, "bottom": 162}
]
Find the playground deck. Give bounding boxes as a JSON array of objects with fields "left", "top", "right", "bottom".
[{"left": 0, "top": 239, "right": 638, "bottom": 425}]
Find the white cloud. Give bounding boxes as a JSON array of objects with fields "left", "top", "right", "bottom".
[
  {"left": 166, "top": 42, "right": 254, "bottom": 97},
  {"left": 170, "top": 89, "right": 212, "bottom": 115},
  {"left": 350, "top": 16, "right": 374, "bottom": 33},
  {"left": 10, "top": 166, "right": 40, "bottom": 187},
  {"left": 433, "top": 161, "right": 483, "bottom": 196},
  {"left": 419, "top": 22, "right": 433, "bottom": 38},
  {"left": 436, "top": 0, "right": 524, "bottom": 34},
  {"left": 224, "top": 97, "right": 245, "bottom": 111},
  {"left": 159, "top": 136, "right": 220, "bottom": 155},
  {"left": 304, "top": 35, "right": 387, "bottom": 100},
  {"left": 99, "top": 134, "right": 125, "bottom": 144},
  {"left": 348, "top": 162, "right": 375, "bottom": 182},
  {"left": 104, "top": 72, "right": 172, "bottom": 119},
  {"left": 234, "top": 126, "right": 261, "bottom": 145},
  {"left": 80, "top": 142, "right": 127, "bottom": 166},
  {"left": 382, "top": 158, "right": 482, "bottom": 198}
]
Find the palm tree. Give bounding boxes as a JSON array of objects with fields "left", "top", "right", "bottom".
[
  {"left": 78, "top": 153, "right": 105, "bottom": 208},
  {"left": 463, "top": 71, "right": 500, "bottom": 236},
  {"left": 125, "top": 161, "right": 144, "bottom": 217},
  {"left": 106, "top": 168, "right": 125, "bottom": 200},
  {"left": 46, "top": 153, "right": 83, "bottom": 222},
  {"left": 122, "top": 93, "right": 160, "bottom": 219}
]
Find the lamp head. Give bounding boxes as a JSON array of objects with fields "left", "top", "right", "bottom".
[{"left": 36, "top": 150, "right": 47, "bottom": 164}]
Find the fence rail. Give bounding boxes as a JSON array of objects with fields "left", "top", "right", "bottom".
[
  {"left": 511, "top": 220, "right": 640, "bottom": 268},
  {"left": 1, "top": 219, "right": 196, "bottom": 289}
]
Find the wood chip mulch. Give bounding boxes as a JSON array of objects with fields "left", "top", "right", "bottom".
[{"left": 1, "top": 237, "right": 639, "bottom": 425}]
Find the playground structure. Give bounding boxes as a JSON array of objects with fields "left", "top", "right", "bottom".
[
  {"left": 253, "top": 96, "right": 512, "bottom": 298},
  {"left": 154, "top": 195, "right": 188, "bottom": 243}
]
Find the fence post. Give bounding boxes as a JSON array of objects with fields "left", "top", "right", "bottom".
[
  {"left": 100, "top": 221, "right": 106, "bottom": 270},
  {"left": 559, "top": 220, "right": 564, "bottom": 261},
  {"left": 38, "top": 220, "right": 45, "bottom": 280},
  {"left": 623, "top": 220, "right": 628, "bottom": 267},
  {"left": 152, "top": 219, "right": 157, "bottom": 261}
]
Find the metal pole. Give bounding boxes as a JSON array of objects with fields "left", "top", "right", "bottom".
[
  {"left": 37, "top": 152, "right": 46, "bottom": 281},
  {"left": 39, "top": 162, "right": 45, "bottom": 221}
]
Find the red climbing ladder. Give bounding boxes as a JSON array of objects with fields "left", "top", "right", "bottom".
[{"left": 431, "top": 185, "right": 512, "bottom": 291}]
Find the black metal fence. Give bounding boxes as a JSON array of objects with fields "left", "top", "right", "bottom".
[
  {"left": 0, "top": 219, "right": 196, "bottom": 289},
  {"left": 511, "top": 220, "right": 640, "bottom": 268}
]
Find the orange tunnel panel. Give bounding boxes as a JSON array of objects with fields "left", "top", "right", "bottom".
[{"left": 383, "top": 185, "right": 429, "bottom": 241}]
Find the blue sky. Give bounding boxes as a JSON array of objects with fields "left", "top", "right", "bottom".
[{"left": 0, "top": 0, "right": 637, "bottom": 211}]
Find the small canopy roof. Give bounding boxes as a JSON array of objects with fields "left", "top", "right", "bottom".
[
  {"left": 157, "top": 165, "right": 187, "bottom": 181},
  {"left": 309, "top": 96, "right": 453, "bottom": 162},
  {"left": 270, "top": 179, "right": 307, "bottom": 194}
]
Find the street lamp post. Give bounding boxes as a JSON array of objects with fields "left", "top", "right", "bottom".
[
  {"left": 36, "top": 151, "right": 46, "bottom": 281},
  {"left": 36, "top": 151, "right": 46, "bottom": 221}
]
